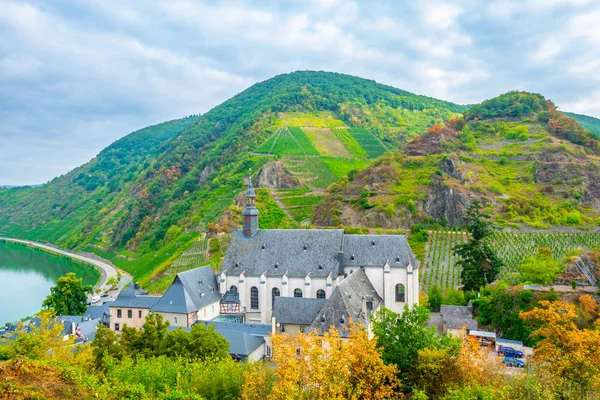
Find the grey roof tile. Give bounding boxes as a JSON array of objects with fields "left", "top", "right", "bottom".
[
  {"left": 110, "top": 285, "right": 160, "bottom": 309},
  {"left": 152, "top": 266, "right": 220, "bottom": 314},
  {"left": 342, "top": 234, "right": 419, "bottom": 268},
  {"left": 196, "top": 321, "right": 271, "bottom": 357},
  {"left": 272, "top": 297, "right": 328, "bottom": 325},
  {"left": 221, "top": 229, "right": 345, "bottom": 278},
  {"left": 310, "top": 268, "right": 382, "bottom": 337}
]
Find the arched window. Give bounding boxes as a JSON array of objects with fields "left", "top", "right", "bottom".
[
  {"left": 272, "top": 287, "right": 280, "bottom": 306},
  {"left": 316, "top": 289, "right": 326, "bottom": 299},
  {"left": 395, "top": 283, "right": 405, "bottom": 302},
  {"left": 230, "top": 285, "right": 238, "bottom": 293},
  {"left": 250, "top": 286, "right": 259, "bottom": 309},
  {"left": 294, "top": 288, "right": 303, "bottom": 298}
]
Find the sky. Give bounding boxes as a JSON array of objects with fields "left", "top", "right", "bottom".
[{"left": 1, "top": 0, "right": 600, "bottom": 185}]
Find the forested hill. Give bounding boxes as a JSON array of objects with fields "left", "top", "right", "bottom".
[
  {"left": 0, "top": 71, "right": 466, "bottom": 283},
  {"left": 565, "top": 111, "right": 600, "bottom": 136},
  {"left": 316, "top": 91, "right": 600, "bottom": 231}
]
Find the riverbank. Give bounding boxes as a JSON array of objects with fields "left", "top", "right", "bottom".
[{"left": 0, "top": 237, "right": 131, "bottom": 293}]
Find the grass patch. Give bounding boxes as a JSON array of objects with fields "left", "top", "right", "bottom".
[{"left": 322, "top": 157, "right": 370, "bottom": 179}]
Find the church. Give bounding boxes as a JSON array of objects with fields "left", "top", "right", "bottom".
[{"left": 218, "top": 179, "right": 420, "bottom": 325}]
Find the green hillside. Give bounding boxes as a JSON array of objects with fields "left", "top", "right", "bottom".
[
  {"left": 316, "top": 91, "right": 600, "bottom": 231},
  {"left": 565, "top": 111, "right": 600, "bottom": 136},
  {"left": 0, "top": 71, "right": 465, "bottom": 287}
]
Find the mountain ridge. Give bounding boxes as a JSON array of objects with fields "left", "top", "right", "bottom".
[{"left": 1, "top": 71, "right": 599, "bottom": 288}]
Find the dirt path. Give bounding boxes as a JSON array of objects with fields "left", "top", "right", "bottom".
[{"left": 0, "top": 237, "right": 131, "bottom": 294}]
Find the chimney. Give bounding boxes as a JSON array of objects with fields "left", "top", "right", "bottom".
[{"left": 134, "top": 282, "right": 140, "bottom": 291}]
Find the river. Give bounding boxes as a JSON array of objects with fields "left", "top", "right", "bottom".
[{"left": 0, "top": 240, "right": 100, "bottom": 323}]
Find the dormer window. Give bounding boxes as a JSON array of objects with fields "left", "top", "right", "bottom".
[
  {"left": 198, "top": 280, "right": 203, "bottom": 286},
  {"left": 340, "top": 317, "right": 345, "bottom": 324},
  {"left": 396, "top": 256, "right": 400, "bottom": 262},
  {"left": 371, "top": 240, "right": 375, "bottom": 246},
  {"left": 351, "top": 254, "right": 355, "bottom": 261},
  {"left": 303, "top": 244, "right": 307, "bottom": 250},
  {"left": 321, "top": 315, "right": 326, "bottom": 323},
  {"left": 318, "top": 264, "right": 323, "bottom": 270},
  {"left": 261, "top": 243, "right": 266, "bottom": 250},
  {"left": 234, "top": 263, "right": 239, "bottom": 268},
  {"left": 274, "top": 263, "right": 278, "bottom": 269}
]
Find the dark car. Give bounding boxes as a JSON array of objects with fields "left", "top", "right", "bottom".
[
  {"left": 498, "top": 346, "right": 523, "bottom": 358},
  {"left": 502, "top": 356, "right": 525, "bottom": 368},
  {"left": 101, "top": 293, "right": 110, "bottom": 298}
]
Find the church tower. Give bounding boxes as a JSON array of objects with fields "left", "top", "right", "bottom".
[{"left": 242, "top": 176, "right": 259, "bottom": 238}]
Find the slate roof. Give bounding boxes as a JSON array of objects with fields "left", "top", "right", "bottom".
[
  {"left": 196, "top": 321, "right": 271, "bottom": 357},
  {"left": 440, "top": 305, "right": 477, "bottom": 331},
  {"left": 341, "top": 234, "right": 419, "bottom": 268},
  {"left": 310, "top": 268, "right": 382, "bottom": 337},
  {"left": 272, "top": 297, "right": 328, "bottom": 325},
  {"left": 221, "top": 229, "right": 345, "bottom": 278},
  {"left": 110, "top": 285, "right": 160, "bottom": 309},
  {"left": 152, "top": 266, "right": 220, "bottom": 314},
  {"left": 85, "top": 302, "right": 112, "bottom": 322}
]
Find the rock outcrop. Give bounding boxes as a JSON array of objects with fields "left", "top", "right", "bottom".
[
  {"left": 257, "top": 161, "right": 301, "bottom": 189},
  {"left": 424, "top": 175, "right": 473, "bottom": 226}
]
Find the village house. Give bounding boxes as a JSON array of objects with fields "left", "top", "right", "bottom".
[
  {"left": 109, "top": 284, "right": 160, "bottom": 331},
  {"left": 152, "top": 266, "right": 221, "bottom": 327}
]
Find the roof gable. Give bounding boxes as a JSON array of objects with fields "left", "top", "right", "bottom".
[
  {"left": 272, "top": 297, "right": 328, "bottom": 325},
  {"left": 152, "top": 266, "right": 220, "bottom": 314},
  {"left": 310, "top": 268, "right": 382, "bottom": 337}
]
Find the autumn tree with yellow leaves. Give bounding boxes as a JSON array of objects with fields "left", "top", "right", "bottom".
[
  {"left": 242, "top": 323, "right": 401, "bottom": 400},
  {"left": 521, "top": 300, "right": 600, "bottom": 394}
]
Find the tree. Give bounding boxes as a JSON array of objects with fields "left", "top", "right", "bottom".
[
  {"left": 520, "top": 300, "right": 600, "bottom": 393},
  {"left": 160, "top": 323, "right": 229, "bottom": 361},
  {"left": 518, "top": 248, "right": 561, "bottom": 284},
  {"left": 372, "top": 305, "right": 459, "bottom": 392},
  {"left": 42, "top": 272, "right": 92, "bottom": 315},
  {"left": 454, "top": 201, "right": 503, "bottom": 291},
  {"left": 106, "top": 276, "right": 119, "bottom": 290},
  {"left": 428, "top": 285, "right": 443, "bottom": 312},
  {"left": 92, "top": 325, "right": 124, "bottom": 369},
  {"left": 243, "top": 323, "right": 400, "bottom": 400}
]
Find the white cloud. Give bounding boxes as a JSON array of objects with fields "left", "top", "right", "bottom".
[{"left": 1, "top": 0, "right": 600, "bottom": 184}]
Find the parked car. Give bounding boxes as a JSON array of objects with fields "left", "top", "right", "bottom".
[
  {"left": 498, "top": 346, "right": 523, "bottom": 358},
  {"left": 91, "top": 295, "right": 101, "bottom": 303},
  {"left": 502, "top": 356, "right": 525, "bottom": 368},
  {"left": 100, "top": 293, "right": 109, "bottom": 298},
  {"left": 479, "top": 338, "right": 493, "bottom": 347}
]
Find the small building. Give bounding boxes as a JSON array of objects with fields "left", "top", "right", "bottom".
[
  {"left": 271, "top": 297, "right": 328, "bottom": 336},
  {"left": 195, "top": 320, "right": 271, "bottom": 361},
  {"left": 440, "top": 305, "right": 478, "bottom": 336},
  {"left": 152, "top": 266, "right": 221, "bottom": 327},
  {"left": 109, "top": 285, "right": 160, "bottom": 331}
]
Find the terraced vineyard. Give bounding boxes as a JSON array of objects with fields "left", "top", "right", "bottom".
[
  {"left": 347, "top": 128, "right": 388, "bottom": 158},
  {"left": 421, "top": 230, "right": 600, "bottom": 291}
]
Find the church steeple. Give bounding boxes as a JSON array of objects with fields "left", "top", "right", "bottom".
[{"left": 242, "top": 175, "right": 259, "bottom": 238}]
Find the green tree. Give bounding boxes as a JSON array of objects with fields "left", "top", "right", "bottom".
[
  {"left": 454, "top": 201, "right": 503, "bottom": 291},
  {"left": 42, "top": 272, "right": 92, "bottom": 315},
  {"left": 428, "top": 285, "right": 443, "bottom": 312},
  {"left": 160, "top": 323, "right": 229, "bottom": 361},
  {"left": 106, "top": 276, "right": 119, "bottom": 289},
  {"left": 372, "top": 305, "right": 459, "bottom": 392},
  {"left": 518, "top": 248, "right": 562, "bottom": 284},
  {"left": 92, "top": 325, "right": 125, "bottom": 369}
]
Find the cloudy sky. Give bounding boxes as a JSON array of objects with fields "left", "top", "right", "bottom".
[{"left": 1, "top": 0, "right": 599, "bottom": 185}]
